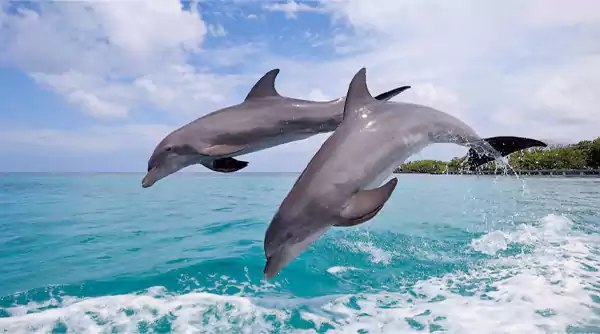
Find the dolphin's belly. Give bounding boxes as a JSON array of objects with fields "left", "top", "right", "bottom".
[
  {"left": 364, "top": 156, "right": 406, "bottom": 190},
  {"left": 362, "top": 137, "right": 431, "bottom": 190},
  {"left": 368, "top": 138, "right": 432, "bottom": 189},
  {"left": 236, "top": 132, "right": 315, "bottom": 156}
]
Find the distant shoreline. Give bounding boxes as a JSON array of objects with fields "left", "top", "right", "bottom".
[
  {"left": 398, "top": 138, "right": 600, "bottom": 176},
  {"left": 394, "top": 169, "right": 600, "bottom": 177}
]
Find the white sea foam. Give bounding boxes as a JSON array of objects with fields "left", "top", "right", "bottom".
[
  {"left": 1, "top": 214, "right": 597, "bottom": 333},
  {"left": 338, "top": 235, "right": 396, "bottom": 265},
  {"left": 470, "top": 214, "right": 574, "bottom": 255},
  {"left": 354, "top": 241, "right": 394, "bottom": 265},
  {"left": 327, "top": 266, "right": 357, "bottom": 274}
]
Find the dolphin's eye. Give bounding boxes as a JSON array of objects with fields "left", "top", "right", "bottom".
[{"left": 165, "top": 146, "right": 173, "bottom": 152}]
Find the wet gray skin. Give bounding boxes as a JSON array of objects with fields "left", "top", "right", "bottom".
[
  {"left": 263, "top": 68, "right": 546, "bottom": 279},
  {"left": 142, "top": 69, "right": 411, "bottom": 188}
]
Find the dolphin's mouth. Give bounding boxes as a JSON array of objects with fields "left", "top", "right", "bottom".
[
  {"left": 141, "top": 175, "right": 153, "bottom": 188},
  {"left": 141, "top": 169, "right": 157, "bottom": 188},
  {"left": 263, "top": 256, "right": 274, "bottom": 280}
]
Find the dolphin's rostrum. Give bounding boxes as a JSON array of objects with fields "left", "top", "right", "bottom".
[
  {"left": 142, "top": 69, "right": 411, "bottom": 188},
  {"left": 262, "top": 67, "right": 547, "bottom": 280}
]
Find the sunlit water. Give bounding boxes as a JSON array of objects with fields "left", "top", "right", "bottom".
[{"left": 0, "top": 173, "right": 599, "bottom": 333}]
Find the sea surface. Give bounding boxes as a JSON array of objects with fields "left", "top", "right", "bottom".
[{"left": 0, "top": 173, "right": 599, "bottom": 333}]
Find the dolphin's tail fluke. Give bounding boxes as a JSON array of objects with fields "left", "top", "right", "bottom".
[{"left": 466, "top": 136, "right": 547, "bottom": 170}]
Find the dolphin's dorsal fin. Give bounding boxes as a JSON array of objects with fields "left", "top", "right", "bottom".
[
  {"left": 342, "top": 67, "right": 377, "bottom": 120},
  {"left": 244, "top": 69, "right": 281, "bottom": 101}
]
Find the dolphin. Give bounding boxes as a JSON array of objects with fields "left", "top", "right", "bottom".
[
  {"left": 141, "top": 69, "right": 411, "bottom": 188},
  {"left": 262, "top": 68, "right": 547, "bottom": 279}
]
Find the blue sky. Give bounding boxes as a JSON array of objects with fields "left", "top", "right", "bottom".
[{"left": 1, "top": 0, "right": 599, "bottom": 172}]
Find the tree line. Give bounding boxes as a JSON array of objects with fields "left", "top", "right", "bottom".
[{"left": 396, "top": 137, "right": 600, "bottom": 174}]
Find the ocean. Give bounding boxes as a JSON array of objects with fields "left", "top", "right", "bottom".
[{"left": 0, "top": 173, "right": 599, "bottom": 333}]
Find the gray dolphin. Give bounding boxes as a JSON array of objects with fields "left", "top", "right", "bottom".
[
  {"left": 262, "top": 68, "right": 547, "bottom": 279},
  {"left": 142, "top": 69, "right": 411, "bottom": 188}
]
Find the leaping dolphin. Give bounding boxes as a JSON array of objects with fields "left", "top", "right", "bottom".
[
  {"left": 141, "top": 69, "right": 411, "bottom": 188},
  {"left": 262, "top": 67, "right": 547, "bottom": 279}
]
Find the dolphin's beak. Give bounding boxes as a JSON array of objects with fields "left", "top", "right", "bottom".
[
  {"left": 141, "top": 175, "right": 153, "bottom": 188},
  {"left": 263, "top": 256, "right": 276, "bottom": 280},
  {"left": 142, "top": 168, "right": 157, "bottom": 188},
  {"left": 142, "top": 155, "right": 194, "bottom": 188}
]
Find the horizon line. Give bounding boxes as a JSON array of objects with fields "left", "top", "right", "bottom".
[{"left": 0, "top": 171, "right": 303, "bottom": 174}]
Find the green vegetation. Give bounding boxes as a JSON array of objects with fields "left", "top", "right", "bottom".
[{"left": 395, "top": 137, "right": 600, "bottom": 174}]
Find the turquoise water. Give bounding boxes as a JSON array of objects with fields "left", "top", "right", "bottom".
[{"left": 0, "top": 173, "right": 599, "bottom": 333}]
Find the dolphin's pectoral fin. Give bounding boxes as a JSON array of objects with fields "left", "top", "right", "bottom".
[
  {"left": 203, "top": 144, "right": 248, "bottom": 157},
  {"left": 374, "top": 86, "right": 411, "bottom": 102},
  {"left": 335, "top": 178, "right": 398, "bottom": 227},
  {"left": 202, "top": 157, "right": 249, "bottom": 173},
  {"left": 334, "top": 204, "right": 383, "bottom": 227},
  {"left": 466, "top": 136, "right": 547, "bottom": 169}
]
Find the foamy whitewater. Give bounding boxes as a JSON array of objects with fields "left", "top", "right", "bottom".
[{"left": 1, "top": 173, "right": 599, "bottom": 333}]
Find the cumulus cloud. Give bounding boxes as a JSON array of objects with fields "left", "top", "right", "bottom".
[
  {"left": 31, "top": 71, "right": 136, "bottom": 119},
  {"left": 0, "top": 0, "right": 249, "bottom": 119},
  {"left": 1, "top": 1, "right": 206, "bottom": 75},
  {"left": 530, "top": 56, "right": 600, "bottom": 124},
  {"left": 490, "top": 54, "right": 600, "bottom": 143},
  {"left": 0, "top": 124, "right": 172, "bottom": 155},
  {"left": 133, "top": 65, "right": 246, "bottom": 115},
  {"left": 264, "top": 1, "right": 325, "bottom": 19},
  {"left": 260, "top": 0, "right": 600, "bottom": 144}
]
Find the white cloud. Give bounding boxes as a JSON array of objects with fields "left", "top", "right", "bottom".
[
  {"left": 0, "top": 0, "right": 251, "bottom": 119},
  {"left": 527, "top": 0, "right": 600, "bottom": 27},
  {"left": 264, "top": 1, "right": 325, "bottom": 19},
  {"left": 306, "top": 88, "right": 332, "bottom": 101},
  {"left": 490, "top": 54, "right": 600, "bottom": 142},
  {"left": 530, "top": 55, "right": 600, "bottom": 123},
  {"left": 28, "top": 64, "right": 247, "bottom": 119},
  {"left": 1, "top": 1, "right": 206, "bottom": 75},
  {"left": 133, "top": 64, "right": 246, "bottom": 115},
  {"left": 0, "top": 124, "right": 172, "bottom": 155},
  {"left": 259, "top": 0, "right": 600, "bottom": 145},
  {"left": 31, "top": 71, "right": 137, "bottom": 119}
]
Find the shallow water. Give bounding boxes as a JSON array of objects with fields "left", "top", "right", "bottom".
[{"left": 0, "top": 173, "right": 599, "bottom": 333}]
